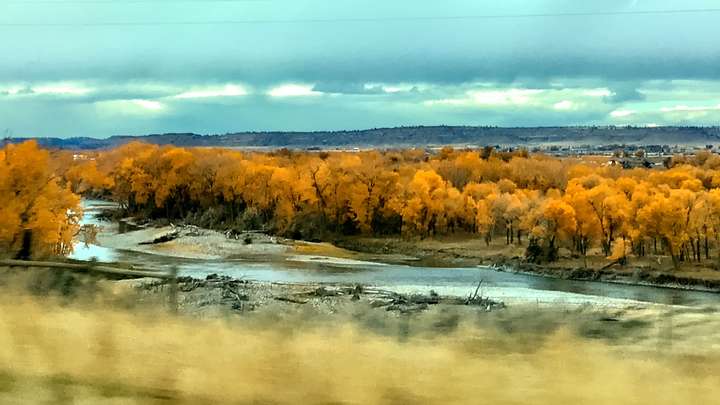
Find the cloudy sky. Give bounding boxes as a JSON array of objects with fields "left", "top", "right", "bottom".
[{"left": 1, "top": 0, "right": 719, "bottom": 138}]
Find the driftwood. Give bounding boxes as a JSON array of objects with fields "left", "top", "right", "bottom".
[
  {"left": 139, "top": 230, "right": 180, "bottom": 245},
  {"left": 176, "top": 274, "right": 251, "bottom": 291},
  {"left": 139, "top": 225, "right": 203, "bottom": 245},
  {"left": 274, "top": 296, "right": 308, "bottom": 304},
  {"left": 600, "top": 259, "right": 621, "bottom": 270},
  {"left": 365, "top": 289, "right": 440, "bottom": 313},
  {"left": 167, "top": 273, "right": 505, "bottom": 314},
  {"left": 222, "top": 285, "right": 249, "bottom": 303},
  {"left": 362, "top": 280, "right": 503, "bottom": 313},
  {"left": 470, "top": 280, "right": 483, "bottom": 301},
  {"left": 464, "top": 279, "right": 490, "bottom": 305},
  {"left": 295, "top": 285, "right": 363, "bottom": 298},
  {"left": 222, "top": 284, "right": 250, "bottom": 311}
]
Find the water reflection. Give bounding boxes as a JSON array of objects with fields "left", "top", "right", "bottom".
[{"left": 71, "top": 243, "right": 118, "bottom": 262}]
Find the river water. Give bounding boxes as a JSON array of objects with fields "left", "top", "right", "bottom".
[{"left": 71, "top": 201, "right": 720, "bottom": 307}]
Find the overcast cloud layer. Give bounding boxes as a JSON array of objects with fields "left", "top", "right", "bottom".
[{"left": 1, "top": 0, "right": 719, "bottom": 138}]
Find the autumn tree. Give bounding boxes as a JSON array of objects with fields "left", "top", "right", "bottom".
[
  {"left": 523, "top": 196, "right": 576, "bottom": 263},
  {"left": 58, "top": 143, "right": 720, "bottom": 270},
  {"left": 0, "top": 141, "right": 81, "bottom": 258}
]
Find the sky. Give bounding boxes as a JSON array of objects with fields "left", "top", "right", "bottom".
[{"left": 1, "top": 0, "right": 719, "bottom": 138}]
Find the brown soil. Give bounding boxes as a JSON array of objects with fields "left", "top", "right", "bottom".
[{"left": 334, "top": 235, "right": 720, "bottom": 292}]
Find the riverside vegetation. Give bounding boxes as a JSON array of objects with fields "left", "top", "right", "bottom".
[{"left": 5, "top": 140, "right": 720, "bottom": 277}]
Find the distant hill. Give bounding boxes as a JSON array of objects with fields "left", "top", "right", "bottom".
[{"left": 9, "top": 126, "right": 720, "bottom": 150}]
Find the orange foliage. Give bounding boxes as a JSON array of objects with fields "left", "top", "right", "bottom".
[
  {"left": 0, "top": 141, "right": 81, "bottom": 257},
  {"left": 56, "top": 143, "right": 720, "bottom": 266}
]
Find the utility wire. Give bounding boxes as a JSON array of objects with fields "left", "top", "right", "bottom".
[
  {"left": 6, "top": 0, "right": 269, "bottom": 3},
  {"left": 1, "top": 8, "right": 719, "bottom": 27}
]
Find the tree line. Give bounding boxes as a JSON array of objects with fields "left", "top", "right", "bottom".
[{"left": 5, "top": 140, "right": 720, "bottom": 269}]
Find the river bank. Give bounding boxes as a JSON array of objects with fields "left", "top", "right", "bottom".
[
  {"left": 78, "top": 199, "right": 720, "bottom": 297},
  {"left": 494, "top": 260, "right": 720, "bottom": 293},
  {"left": 334, "top": 235, "right": 720, "bottom": 294},
  {"left": 86, "top": 222, "right": 720, "bottom": 295}
]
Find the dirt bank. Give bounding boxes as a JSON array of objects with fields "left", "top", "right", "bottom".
[
  {"left": 494, "top": 259, "right": 720, "bottom": 293},
  {"left": 334, "top": 235, "right": 720, "bottom": 293}
]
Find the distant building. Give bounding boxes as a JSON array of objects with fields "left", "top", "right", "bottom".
[{"left": 606, "top": 157, "right": 654, "bottom": 169}]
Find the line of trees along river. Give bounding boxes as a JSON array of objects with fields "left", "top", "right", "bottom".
[{"left": 5, "top": 140, "right": 720, "bottom": 270}]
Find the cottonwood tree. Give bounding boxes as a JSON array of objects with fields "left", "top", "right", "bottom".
[{"left": 0, "top": 141, "right": 81, "bottom": 258}]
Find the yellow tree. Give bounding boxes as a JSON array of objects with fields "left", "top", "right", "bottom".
[
  {"left": 702, "top": 189, "right": 720, "bottom": 266},
  {"left": 564, "top": 179, "right": 601, "bottom": 262},
  {"left": 474, "top": 198, "right": 494, "bottom": 245},
  {"left": 151, "top": 146, "right": 196, "bottom": 217},
  {"left": 65, "top": 159, "right": 114, "bottom": 195},
  {"left": 637, "top": 189, "right": 698, "bottom": 269},
  {"left": 400, "top": 169, "right": 452, "bottom": 236},
  {"left": 348, "top": 152, "right": 400, "bottom": 234},
  {"left": 269, "top": 165, "right": 316, "bottom": 232},
  {"left": 627, "top": 181, "right": 654, "bottom": 256},
  {"left": 212, "top": 155, "right": 248, "bottom": 221},
  {"left": 523, "top": 196, "right": 576, "bottom": 262},
  {"left": 578, "top": 179, "right": 627, "bottom": 255},
  {"left": 0, "top": 141, "right": 81, "bottom": 258}
]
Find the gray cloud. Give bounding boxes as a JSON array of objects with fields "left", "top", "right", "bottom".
[
  {"left": 311, "top": 82, "right": 384, "bottom": 95},
  {"left": 1, "top": 0, "right": 719, "bottom": 136},
  {"left": 604, "top": 84, "right": 646, "bottom": 103},
  {"left": 3, "top": 0, "right": 720, "bottom": 84}
]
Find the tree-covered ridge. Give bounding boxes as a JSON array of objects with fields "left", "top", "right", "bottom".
[{"left": 10, "top": 125, "right": 720, "bottom": 150}]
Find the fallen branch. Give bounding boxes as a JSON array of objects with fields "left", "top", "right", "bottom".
[
  {"left": 369, "top": 290, "right": 440, "bottom": 311},
  {"left": 222, "top": 286, "right": 249, "bottom": 303},
  {"left": 274, "top": 296, "right": 308, "bottom": 304},
  {"left": 469, "top": 279, "right": 483, "bottom": 302},
  {"left": 600, "top": 260, "right": 621, "bottom": 270},
  {"left": 139, "top": 229, "right": 180, "bottom": 245}
]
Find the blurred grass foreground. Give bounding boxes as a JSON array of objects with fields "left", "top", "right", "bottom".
[{"left": 0, "top": 291, "right": 718, "bottom": 405}]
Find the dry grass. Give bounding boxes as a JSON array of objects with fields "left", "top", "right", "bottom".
[{"left": 0, "top": 290, "right": 718, "bottom": 404}]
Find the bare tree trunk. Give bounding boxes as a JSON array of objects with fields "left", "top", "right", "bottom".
[
  {"left": 14, "top": 229, "right": 32, "bottom": 260},
  {"left": 705, "top": 234, "right": 710, "bottom": 260},
  {"left": 690, "top": 239, "right": 697, "bottom": 262},
  {"left": 670, "top": 246, "right": 680, "bottom": 270},
  {"left": 696, "top": 238, "right": 701, "bottom": 262}
]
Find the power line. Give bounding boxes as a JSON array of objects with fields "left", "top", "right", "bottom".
[
  {"left": 6, "top": 0, "right": 269, "bottom": 3},
  {"left": 1, "top": 8, "right": 719, "bottom": 27}
]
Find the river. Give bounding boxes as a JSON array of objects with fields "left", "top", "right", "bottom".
[{"left": 71, "top": 200, "right": 720, "bottom": 307}]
